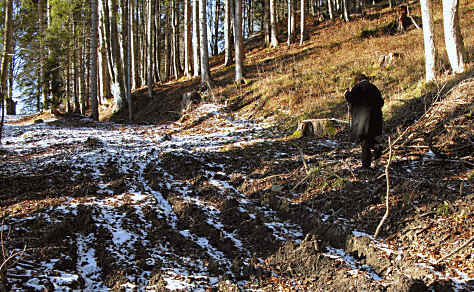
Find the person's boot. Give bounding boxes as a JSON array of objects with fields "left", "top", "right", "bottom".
[
  {"left": 361, "top": 140, "right": 372, "bottom": 169},
  {"left": 373, "top": 144, "right": 382, "bottom": 160}
]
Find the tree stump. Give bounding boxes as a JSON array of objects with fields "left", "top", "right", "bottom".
[
  {"left": 378, "top": 52, "right": 401, "bottom": 67},
  {"left": 297, "top": 119, "right": 348, "bottom": 138},
  {"left": 397, "top": 5, "right": 421, "bottom": 33}
]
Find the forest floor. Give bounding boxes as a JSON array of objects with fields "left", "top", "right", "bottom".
[
  {"left": 1, "top": 1, "right": 474, "bottom": 291},
  {"left": 0, "top": 76, "right": 472, "bottom": 291}
]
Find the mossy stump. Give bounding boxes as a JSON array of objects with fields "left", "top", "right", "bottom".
[{"left": 297, "top": 119, "right": 348, "bottom": 138}]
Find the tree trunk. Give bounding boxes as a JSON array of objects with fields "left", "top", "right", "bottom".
[
  {"left": 420, "top": 0, "right": 437, "bottom": 82},
  {"left": 154, "top": 2, "right": 162, "bottom": 82},
  {"left": 171, "top": 0, "right": 180, "bottom": 79},
  {"left": 199, "top": 0, "right": 210, "bottom": 85},
  {"left": 184, "top": 0, "right": 193, "bottom": 76},
  {"left": 36, "top": 68, "right": 42, "bottom": 111},
  {"left": 328, "top": 0, "right": 334, "bottom": 20},
  {"left": 100, "top": 0, "right": 114, "bottom": 84},
  {"left": 0, "top": 0, "right": 13, "bottom": 99},
  {"left": 164, "top": 6, "right": 171, "bottom": 81},
  {"left": 66, "top": 55, "right": 71, "bottom": 112},
  {"left": 287, "top": 0, "right": 295, "bottom": 45},
  {"left": 300, "top": 0, "right": 305, "bottom": 45},
  {"left": 234, "top": 0, "right": 243, "bottom": 83},
  {"left": 291, "top": 0, "right": 296, "bottom": 39},
  {"left": 147, "top": 0, "right": 154, "bottom": 97},
  {"left": 38, "top": 0, "right": 48, "bottom": 110},
  {"left": 110, "top": 0, "right": 127, "bottom": 112},
  {"left": 120, "top": 0, "right": 132, "bottom": 121},
  {"left": 263, "top": 0, "right": 270, "bottom": 46},
  {"left": 164, "top": 9, "right": 171, "bottom": 81},
  {"left": 0, "top": 0, "right": 13, "bottom": 142},
  {"left": 248, "top": 0, "right": 253, "bottom": 35},
  {"left": 443, "top": 0, "right": 465, "bottom": 74},
  {"left": 171, "top": 0, "right": 178, "bottom": 79},
  {"left": 130, "top": 0, "right": 138, "bottom": 89},
  {"left": 270, "top": 0, "right": 279, "bottom": 47},
  {"left": 169, "top": 0, "right": 178, "bottom": 80},
  {"left": 224, "top": 0, "right": 233, "bottom": 65},
  {"left": 213, "top": 0, "right": 220, "bottom": 56},
  {"left": 73, "top": 27, "right": 80, "bottom": 113},
  {"left": 90, "top": 0, "right": 99, "bottom": 120},
  {"left": 98, "top": 10, "right": 111, "bottom": 102},
  {"left": 193, "top": 0, "right": 201, "bottom": 77},
  {"left": 79, "top": 42, "right": 87, "bottom": 115},
  {"left": 342, "top": 0, "right": 350, "bottom": 22}
]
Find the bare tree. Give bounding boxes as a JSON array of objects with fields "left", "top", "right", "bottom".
[
  {"left": 442, "top": 0, "right": 466, "bottom": 74},
  {"left": 420, "top": 0, "right": 437, "bottom": 82}
]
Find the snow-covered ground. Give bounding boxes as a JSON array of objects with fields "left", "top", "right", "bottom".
[{"left": 1, "top": 105, "right": 306, "bottom": 290}]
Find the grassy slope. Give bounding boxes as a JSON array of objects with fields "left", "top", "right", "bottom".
[
  {"left": 207, "top": 0, "right": 473, "bottom": 132},
  {"left": 107, "top": 1, "right": 472, "bottom": 132}
]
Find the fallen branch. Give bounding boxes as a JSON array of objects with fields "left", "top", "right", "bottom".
[
  {"left": 374, "top": 137, "right": 393, "bottom": 239},
  {"left": 1, "top": 216, "right": 26, "bottom": 289},
  {"left": 290, "top": 171, "right": 313, "bottom": 193},
  {"left": 435, "top": 236, "right": 474, "bottom": 265}
]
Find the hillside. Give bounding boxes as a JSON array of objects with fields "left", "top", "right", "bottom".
[{"left": 1, "top": 1, "right": 473, "bottom": 291}]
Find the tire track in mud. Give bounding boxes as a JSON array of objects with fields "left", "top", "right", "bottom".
[{"left": 2, "top": 106, "right": 315, "bottom": 290}]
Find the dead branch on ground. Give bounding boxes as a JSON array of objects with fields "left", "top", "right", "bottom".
[
  {"left": 374, "top": 137, "right": 393, "bottom": 239},
  {"left": 435, "top": 236, "right": 474, "bottom": 265}
]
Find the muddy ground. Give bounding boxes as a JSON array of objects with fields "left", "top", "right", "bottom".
[{"left": 0, "top": 79, "right": 472, "bottom": 291}]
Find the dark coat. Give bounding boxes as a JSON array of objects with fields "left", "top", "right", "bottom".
[{"left": 345, "top": 79, "right": 384, "bottom": 140}]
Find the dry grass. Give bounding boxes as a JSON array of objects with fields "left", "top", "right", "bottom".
[{"left": 213, "top": 0, "right": 473, "bottom": 132}]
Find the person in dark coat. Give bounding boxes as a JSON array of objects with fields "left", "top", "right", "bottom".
[{"left": 345, "top": 74, "right": 384, "bottom": 169}]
